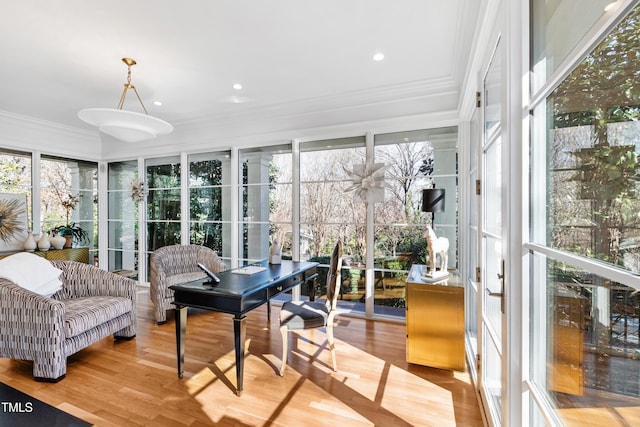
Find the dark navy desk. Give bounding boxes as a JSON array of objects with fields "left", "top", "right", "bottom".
[{"left": 170, "top": 260, "right": 318, "bottom": 396}]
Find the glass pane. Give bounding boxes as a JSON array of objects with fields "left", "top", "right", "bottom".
[
  {"left": 270, "top": 221, "right": 292, "bottom": 259},
  {"left": 300, "top": 144, "right": 366, "bottom": 182},
  {"left": 108, "top": 161, "right": 137, "bottom": 191},
  {"left": 108, "top": 220, "right": 137, "bottom": 251},
  {"left": 483, "top": 329, "right": 503, "bottom": 426},
  {"left": 530, "top": 253, "right": 640, "bottom": 426},
  {"left": 146, "top": 159, "right": 180, "bottom": 189},
  {"left": 189, "top": 158, "right": 223, "bottom": 186},
  {"left": 240, "top": 146, "right": 292, "bottom": 262},
  {"left": 483, "top": 235, "right": 503, "bottom": 338},
  {"left": 146, "top": 158, "right": 181, "bottom": 253},
  {"left": 40, "top": 157, "right": 97, "bottom": 249},
  {"left": 0, "top": 150, "right": 31, "bottom": 204},
  {"left": 190, "top": 222, "right": 224, "bottom": 254},
  {"left": 108, "top": 191, "right": 138, "bottom": 219},
  {"left": 147, "top": 189, "right": 181, "bottom": 221},
  {"left": 147, "top": 221, "right": 181, "bottom": 250},
  {"left": 469, "top": 172, "right": 478, "bottom": 227},
  {"left": 299, "top": 182, "right": 363, "bottom": 258},
  {"left": 107, "top": 248, "right": 138, "bottom": 275},
  {"left": 531, "top": 0, "right": 614, "bottom": 93},
  {"left": 189, "top": 151, "right": 232, "bottom": 260},
  {"left": 0, "top": 151, "right": 31, "bottom": 241},
  {"left": 190, "top": 187, "right": 229, "bottom": 221},
  {"left": 533, "top": 4, "right": 640, "bottom": 274},
  {"left": 108, "top": 161, "right": 139, "bottom": 272},
  {"left": 373, "top": 129, "right": 457, "bottom": 317},
  {"left": 484, "top": 137, "right": 502, "bottom": 236},
  {"left": 484, "top": 41, "right": 502, "bottom": 138}
]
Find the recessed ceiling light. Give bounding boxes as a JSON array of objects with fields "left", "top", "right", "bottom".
[
  {"left": 233, "top": 83, "right": 243, "bottom": 90},
  {"left": 153, "top": 101, "right": 163, "bottom": 106},
  {"left": 227, "top": 95, "right": 250, "bottom": 104},
  {"left": 373, "top": 52, "right": 385, "bottom": 61}
]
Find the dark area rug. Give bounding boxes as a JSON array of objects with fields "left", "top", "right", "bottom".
[{"left": 0, "top": 382, "right": 91, "bottom": 427}]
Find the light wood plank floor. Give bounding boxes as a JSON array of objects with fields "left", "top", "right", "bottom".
[{"left": 0, "top": 286, "right": 484, "bottom": 426}]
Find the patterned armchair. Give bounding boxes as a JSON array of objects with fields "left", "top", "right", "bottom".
[
  {"left": 0, "top": 260, "right": 136, "bottom": 382},
  {"left": 149, "top": 245, "right": 226, "bottom": 324}
]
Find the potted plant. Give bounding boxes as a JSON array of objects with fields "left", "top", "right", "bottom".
[
  {"left": 49, "top": 192, "right": 90, "bottom": 248},
  {"left": 50, "top": 222, "right": 90, "bottom": 248}
]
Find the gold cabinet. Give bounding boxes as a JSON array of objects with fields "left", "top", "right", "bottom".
[
  {"left": 549, "top": 284, "right": 587, "bottom": 396},
  {"left": 406, "top": 264, "right": 465, "bottom": 371},
  {"left": 0, "top": 247, "right": 89, "bottom": 263}
]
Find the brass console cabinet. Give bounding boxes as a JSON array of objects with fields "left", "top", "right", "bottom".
[
  {"left": 406, "top": 264, "right": 465, "bottom": 371},
  {"left": 0, "top": 247, "right": 89, "bottom": 264}
]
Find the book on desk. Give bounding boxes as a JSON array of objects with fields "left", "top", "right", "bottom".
[{"left": 232, "top": 266, "right": 267, "bottom": 275}]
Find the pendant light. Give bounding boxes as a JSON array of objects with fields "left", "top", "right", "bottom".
[{"left": 78, "top": 57, "right": 173, "bottom": 142}]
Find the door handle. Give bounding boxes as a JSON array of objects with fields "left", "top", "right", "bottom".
[
  {"left": 485, "top": 288, "right": 502, "bottom": 297},
  {"left": 485, "top": 260, "right": 505, "bottom": 314}
]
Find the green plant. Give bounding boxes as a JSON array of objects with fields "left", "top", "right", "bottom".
[
  {"left": 50, "top": 222, "right": 90, "bottom": 245},
  {"left": 49, "top": 192, "right": 90, "bottom": 245}
]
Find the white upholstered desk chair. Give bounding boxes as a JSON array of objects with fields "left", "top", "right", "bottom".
[{"left": 279, "top": 240, "right": 343, "bottom": 376}]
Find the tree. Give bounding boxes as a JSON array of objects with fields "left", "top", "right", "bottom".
[{"left": 550, "top": 6, "right": 640, "bottom": 268}]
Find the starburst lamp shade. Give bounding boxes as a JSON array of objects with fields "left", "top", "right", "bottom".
[
  {"left": 78, "top": 57, "right": 173, "bottom": 143},
  {"left": 422, "top": 188, "right": 445, "bottom": 213}
]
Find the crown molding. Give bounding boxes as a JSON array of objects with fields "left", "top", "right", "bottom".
[
  {"left": 0, "top": 110, "right": 100, "bottom": 160},
  {"left": 179, "top": 78, "right": 459, "bottom": 129},
  {"left": 99, "top": 108, "right": 459, "bottom": 162}
]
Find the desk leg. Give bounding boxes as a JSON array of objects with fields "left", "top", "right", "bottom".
[
  {"left": 266, "top": 299, "right": 271, "bottom": 323},
  {"left": 233, "top": 314, "right": 246, "bottom": 396},
  {"left": 308, "top": 277, "right": 316, "bottom": 302},
  {"left": 175, "top": 306, "right": 187, "bottom": 378}
]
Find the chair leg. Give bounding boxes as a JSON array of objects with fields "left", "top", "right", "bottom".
[
  {"left": 279, "top": 325, "right": 288, "bottom": 376},
  {"left": 326, "top": 323, "right": 337, "bottom": 372}
]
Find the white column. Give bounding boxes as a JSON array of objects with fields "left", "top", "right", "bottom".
[
  {"left": 97, "top": 161, "right": 108, "bottom": 269},
  {"left": 230, "top": 147, "right": 239, "bottom": 268},
  {"left": 244, "top": 152, "right": 271, "bottom": 261},
  {"left": 365, "top": 131, "right": 374, "bottom": 318},
  {"left": 180, "top": 152, "right": 189, "bottom": 245},
  {"left": 221, "top": 154, "right": 232, "bottom": 261}
]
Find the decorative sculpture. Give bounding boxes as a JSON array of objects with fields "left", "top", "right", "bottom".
[
  {"left": 423, "top": 225, "right": 449, "bottom": 278},
  {"left": 269, "top": 237, "right": 282, "bottom": 264},
  {"left": 343, "top": 162, "right": 390, "bottom": 204}
]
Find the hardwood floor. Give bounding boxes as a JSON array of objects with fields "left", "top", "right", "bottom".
[{"left": 0, "top": 286, "right": 484, "bottom": 426}]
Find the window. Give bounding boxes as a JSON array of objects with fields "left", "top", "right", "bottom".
[
  {"left": 0, "top": 149, "right": 31, "bottom": 226},
  {"left": 146, "top": 156, "right": 181, "bottom": 251},
  {"left": 531, "top": 0, "right": 614, "bottom": 92},
  {"left": 374, "top": 128, "right": 458, "bottom": 316},
  {"left": 240, "top": 145, "right": 292, "bottom": 265},
  {"left": 0, "top": 150, "right": 31, "bottom": 251},
  {"left": 529, "top": 3, "right": 640, "bottom": 424},
  {"left": 40, "top": 155, "right": 97, "bottom": 263},
  {"left": 107, "top": 161, "right": 138, "bottom": 273},
  {"left": 300, "top": 137, "right": 366, "bottom": 306},
  {"left": 189, "top": 151, "right": 232, "bottom": 262}
]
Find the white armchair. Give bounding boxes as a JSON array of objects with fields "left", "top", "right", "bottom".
[
  {"left": 0, "top": 260, "right": 136, "bottom": 382},
  {"left": 149, "top": 245, "right": 226, "bottom": 324}
]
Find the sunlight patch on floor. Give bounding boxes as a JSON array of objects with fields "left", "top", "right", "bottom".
[
  {"left": 310, "top": 399, "right": 373, "bottom": 424},
  {"left": 185, "top": 367, "right": 218, "bottom": 395}
]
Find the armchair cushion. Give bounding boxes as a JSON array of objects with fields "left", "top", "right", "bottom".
[
  {"left": 63, "top": 296, "right": 133, "bottom": 338},
  {"left": 0, "top": 252, "right": 62, "bottom": 297},
  {"left": 163, "top": 272, "right": 207, "bottom": 295}
]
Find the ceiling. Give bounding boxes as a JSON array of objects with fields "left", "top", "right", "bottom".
[{"left": 0, "top": 1, "right": 483, "bottom": 142}]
